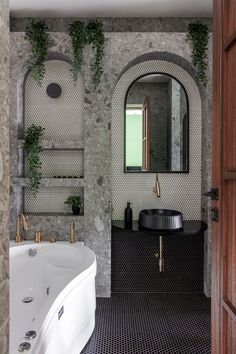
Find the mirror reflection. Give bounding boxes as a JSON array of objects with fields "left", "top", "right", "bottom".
[{"left": 125, "top": 74, "right": 189, "bottom": 173}]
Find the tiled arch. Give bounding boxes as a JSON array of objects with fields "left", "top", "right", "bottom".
[{"left": 112, "top": 58, "right": 202, "bottom": 220}]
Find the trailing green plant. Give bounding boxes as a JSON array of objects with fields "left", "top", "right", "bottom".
[
  {"left": 23, "top": 124, "right": 45, "bottom": 197},
  {"left": 86, "top": 20, "right": 105, "bottom": 87},
  {"left": 25, "top": 18, "right": 49, "bottom": 86},
  {"left": 68, "top": 21, "right": 87, "bottom": 82},
  {"left": 68, "top": 19, "right": 105, "bottom": 86},
  {"left": 187, "top": 21, "right": 209, "bottom": 87}
]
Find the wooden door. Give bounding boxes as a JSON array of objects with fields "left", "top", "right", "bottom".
[
  {"left": 212, "top": 0, "right": 236, "bottom": 352},
  {"left": 142, "top": 97, "right": 151, "bottom": 170}
]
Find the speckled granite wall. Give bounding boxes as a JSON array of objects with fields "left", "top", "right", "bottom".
[
  {"left": 0, "top": 1, "right": 9, "bottom": 352},
  {"left": 201, "top": 35, "right": 213, "bottom": 298},
  {"left": 10, "top": 18, "right": 212, "bottom": 297},
  {"left": 10, "top": 17, "right": 213, "bottom": 33}
]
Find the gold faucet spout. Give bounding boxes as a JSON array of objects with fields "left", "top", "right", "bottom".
[
  {"left": 153, "top": 173, "right": 161, "bottom": 197},
  {"left": 16, "top": 216, "right": 21, "bottom": 243},
  {"left": 21, "top": 214, "right": 27, "bottom": 230},
  {"left": 16, "top": 213, "right": 28, "bottom": 243}
]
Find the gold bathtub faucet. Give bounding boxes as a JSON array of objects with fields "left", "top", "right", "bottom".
[
  {"left": 16, "top": 213, "right": 28, "bottom": 243},
  {"left": 69, "top": 220, "right": 76, "bottom": 243},
  {"left": 35, "top": 232, "right": 42, "bottom": 243}
]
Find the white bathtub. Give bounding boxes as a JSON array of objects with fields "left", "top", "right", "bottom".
[{"left": 10, "top": 242, "right": 97, "bottom": 354}]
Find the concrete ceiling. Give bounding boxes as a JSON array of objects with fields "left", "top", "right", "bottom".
[{"left": 10, "top": 0, "right": 212, "bottom": 18}]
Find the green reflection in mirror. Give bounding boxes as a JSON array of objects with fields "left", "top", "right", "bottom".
[{"left": 125, "top": 107, "right": 142, "bottom": 170}]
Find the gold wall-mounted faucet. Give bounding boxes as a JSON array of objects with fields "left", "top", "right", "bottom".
[
  {"left": 69, "top": 220, "right": 76, "bottom": 243},
  {"left": 16, "top": 213, "right": 28, "bottom": 243},
  {"left": 153, "top": 173, "right": 161, "bottom": 197},
  {"left": 35, "top": 231, "right": 42, "bottom": 243}
]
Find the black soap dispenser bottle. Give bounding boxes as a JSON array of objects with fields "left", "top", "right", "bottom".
[{"left": 125, "top": 202, "right": 133, "bottom": 229}]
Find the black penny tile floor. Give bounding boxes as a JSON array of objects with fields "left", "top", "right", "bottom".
[{"left": 81, "top": 294, "right": 211, "bottom": 354}]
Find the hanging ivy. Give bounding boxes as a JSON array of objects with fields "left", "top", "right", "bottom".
[
  {"left": 23, "top": 124, "right": 45, "bottom": 197},
  {"left": 25, "top": 18, "right": 49, "bottom": 86},
  {"left": 187, "top": 21, "right": 209, "bottom": 87},
  {"left": 68, "top": 21, "right": 87, "bottom": 82},
  {"left": 68, "top": 19, "right": 105, "bottom": 87},
  {"left": 86, "top": 20, "right": 105, "bottom": 87}
]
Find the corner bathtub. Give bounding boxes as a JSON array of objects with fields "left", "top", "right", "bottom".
[{"left": 10, "top": 242, "right": 97, "bottom": 354}]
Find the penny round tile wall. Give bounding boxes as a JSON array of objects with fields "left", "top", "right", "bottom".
[
  {"left": 24, "top": 187, "right": 84, "bottom": 214},
  {"left": 112, "top": 60, "right": 202, "bottom": 220},
  {"left": 25, "top": 60, "right": 84, "bottom": 141},
  {"left": 25, "top": 150, "right": 84, "bottom": 178}
]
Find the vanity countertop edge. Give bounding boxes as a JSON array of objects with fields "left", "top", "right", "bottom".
[{"left": 112, "top": 220, "right": 208, "bottom": 236}]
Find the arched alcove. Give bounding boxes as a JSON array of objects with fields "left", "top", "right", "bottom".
[
  {"left": 18, "top": 55, "right": 85, "bottom": 214},
  {"left": 112, "top": 55, "right": 202, "bottom": 220}
]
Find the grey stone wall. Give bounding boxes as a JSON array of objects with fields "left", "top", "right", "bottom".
[
  {"left": 10, "top": 17, "right": 213, "bottom": 33},
  {"left": 0, "top": 1, "right": 9, "bottom": 352},
  {"left": 201, "top": 40, "right": 212, "bottom": 297},
  {"left": 10, "top": 19, "right": 212, "bottom": 297}
]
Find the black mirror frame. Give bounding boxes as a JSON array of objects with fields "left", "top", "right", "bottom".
[{"left": 124, "top": 72, "right": 190, "bottom": 174}]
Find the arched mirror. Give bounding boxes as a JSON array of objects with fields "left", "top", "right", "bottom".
[{"left": 124, "top": 73, "right": 189, "bottom": 173}]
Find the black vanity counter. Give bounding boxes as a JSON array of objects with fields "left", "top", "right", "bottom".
[
  {"left": 111, "top": 220, "right": 208, "bottom": 294},
  {"left": 112, "top": 220, "right": 207, "bottom": 236}
]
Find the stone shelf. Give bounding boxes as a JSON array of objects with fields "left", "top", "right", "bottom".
[
  {"left": 17, "top": 139, "right": 85, "bottom": 150},
  {"left": 24, "top": 212, "right": 84, "bottom": 217},
  {"left": 12, "top": 177, "right": 85, "bottom": 188}
]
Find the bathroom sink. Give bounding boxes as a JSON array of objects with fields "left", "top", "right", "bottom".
[{"left": 138, "top": 209, "right": 183, "bottom": 230}]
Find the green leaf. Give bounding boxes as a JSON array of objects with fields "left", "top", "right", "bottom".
[
  {"left": 187, "top": 21, "right": 209, "bottom": 87},
  {"left": 23, "top": 124, "right": 45, "bottom": 197},
  {"left": 25, "top": 18, "right": 49, "bottom": 86},
  {"left": 68, "top": 19, "right": 105, "bottom": 87}
]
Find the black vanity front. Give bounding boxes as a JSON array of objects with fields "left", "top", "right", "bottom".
[{"left": 111, "top": 220, "right": 207, "bottom": 294}]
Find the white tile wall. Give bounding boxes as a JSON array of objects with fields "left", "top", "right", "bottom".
[{"left": 25, "top": 60, "right": 84, "bottom": 141}]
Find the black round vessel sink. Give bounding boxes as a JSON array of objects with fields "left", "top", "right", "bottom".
[{"left": 138, "top": 209, "right": 183, "bottom": 230}]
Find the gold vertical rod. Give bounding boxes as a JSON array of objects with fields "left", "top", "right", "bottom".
[
  {"left": 159, "top": 235, "right": 164, "bottom": 272},
  {"left": 69, "top": 220, "right": 76, "bottom": 243}
]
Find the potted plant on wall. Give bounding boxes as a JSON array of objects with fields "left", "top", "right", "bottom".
[{"left": 64, "top": 196, "right": 83, "bottom": 215}]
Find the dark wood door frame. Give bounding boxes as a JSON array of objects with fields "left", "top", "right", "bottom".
[
  {"left": 212, "top": 1, "right": 222, "bottom": 352},
  {"left": 212, "top": 0, "right": 236, "bottom": 352}
]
